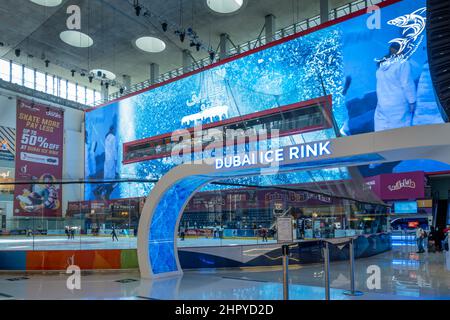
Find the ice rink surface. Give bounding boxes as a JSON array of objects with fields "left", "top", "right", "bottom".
[{"left": 0, "top": 235, "right": 277, "bottom": 251}]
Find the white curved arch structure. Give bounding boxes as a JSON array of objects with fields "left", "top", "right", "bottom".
[{"left": 137, "top": 123, "right": 450, "bottom": 279}]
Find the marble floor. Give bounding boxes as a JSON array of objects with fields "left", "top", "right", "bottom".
[{"left": 0, "top": 243, "right": 448, "bottom": 300}]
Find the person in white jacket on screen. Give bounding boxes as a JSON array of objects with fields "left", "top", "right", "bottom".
[
  {"left": 103, "top": 124, "right": 118, "bottom": 180},
  {"left": 374, "top": 43, "right": 417, "bottom": 132}
]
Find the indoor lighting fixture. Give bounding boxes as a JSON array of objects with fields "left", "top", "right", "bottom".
[
  {"left": 134, "top": 0, "right": 142, "bottom": 16},
  {"left": 161, "top": 22, "right": 168, "bottom": 32},
  {"left": 30, "top": 0, "right": 62, "bottom": 7},
  {"left": 90, "top": 69, "right": 116, "bottom": 80},
  {"left": 88, "top": 75, "right": 93, "bottom": 83},
  {"left": 60, "top": 30, "right": 93, "bottom": 48},
  {"left": 179, "top": 32, "right": 185, "bottom": 43},
  {"left": 119, "top": 87, "right": 124, "bottom": 94},
  {"left": 14, "top": 49, "right": 21, "bottom": 57},
  {"left": 71, "top": 69, "right": 76, "bottom": 77},
  {"left": 45, "top": 59, "right": 50, "bottom": 67},
  {"left": 206, "top": 0, "right": 244, "bottom": 14},
  {"left": 135, "top": 36, "right": 166, "bottom": 53}
]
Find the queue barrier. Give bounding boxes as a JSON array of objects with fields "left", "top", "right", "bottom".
[{"left": 281, "top": 237, "right": 365, "bottom": 300}]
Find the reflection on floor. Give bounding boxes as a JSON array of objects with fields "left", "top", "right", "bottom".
[
  {"left": 0, "top": 236, "right": 276, "bottom": 251},
  {"left": 0, "top": 243, "right": 448, "bottom": 300}
]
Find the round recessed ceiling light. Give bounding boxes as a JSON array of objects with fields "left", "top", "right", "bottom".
[
  {"left": 60, "top": 30, "right": 93, "bottom": 48},
  {"left": 30, "top": 0, "right": 62, "bottom": 7},
  {"left": 135, "top": 36, "right": 166, "bottom": 53},
  {"left": 90, "top": 69, "right": 116, "bottom": 81},
  {"left": 206, "top": 0, "right": 244, "bottom": 14}
]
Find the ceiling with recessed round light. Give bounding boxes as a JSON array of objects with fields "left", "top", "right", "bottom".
[
  {"left": 60, "top": 30, "right": 93, "bottom": 48},
  {"left": 30, "top": 0, "right": 62, "bottom": 7},
  {"left": 1, "top": 0, "right": 352, "bottom": 94},
  {"left": 135, "top": 36, "right": 166, "bottom": 53},
  {"left": 206, "top": 0, "right": 244, "bottom": 14}
]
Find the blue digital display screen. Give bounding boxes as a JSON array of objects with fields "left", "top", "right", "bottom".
[
  {"left": 394, "top": 201, "right": 418, "bottom": 214},
  {"left": 84, "top": 0, "right": 449, "bottom": 200}
]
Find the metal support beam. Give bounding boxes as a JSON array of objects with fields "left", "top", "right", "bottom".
[
  {"left": 323, "top": 241, "right": 330, "bottom": 300},
  {"left": 219, "top": 33, "right": 229, "bottom": 60},
  {"left": 265, "top": 14, "right": 277, "bottom": 43},
  {"left": 149, "top": 63, "right": 160, "bottom": 84},
  {"left": 320, "top": 0, "right": 329, "bottom": 24},
  {"left": 282, "top": 244, "right": 290, "bottom": 300}
]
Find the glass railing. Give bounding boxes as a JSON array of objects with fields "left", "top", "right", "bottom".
[{"left": 0, "top": 178, "right": 390, "bottom": 252}]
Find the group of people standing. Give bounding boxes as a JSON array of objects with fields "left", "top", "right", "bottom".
[
  {"left": 416, "top": 225, "right": 449, "bottom": 253},
  {"left": 64, "top": 226, "right": 76, "bottom": 240}
]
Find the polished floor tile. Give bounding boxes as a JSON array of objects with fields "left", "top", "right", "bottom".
[{"left": 0, "top": 243, "right": 448, "bottom": 300}]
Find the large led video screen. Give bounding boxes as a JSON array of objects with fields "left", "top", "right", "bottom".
[{"left": 85, "top": 0, "right": 449, "bottom": 200}]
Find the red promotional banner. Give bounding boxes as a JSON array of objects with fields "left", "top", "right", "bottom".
[{"left": 14, "top": 99, "right": 64, "bottom": 217}]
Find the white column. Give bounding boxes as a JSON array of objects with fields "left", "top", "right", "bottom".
[
  {"left": 320, "top": 0, "right": 329, "bottom": 23},
  {"left": 265, "top": 14, "right": 277, "bottom": 43},
  {"left": 149, "top": 63, "right": 159, "bottom": 84},
  {"left": 122, "top": 74, "right": 131, "bottom": 90},
  {"left": 219, "top": 33, "right": 229, "bottom": 60},
  {"left": 101, "top": 85, "right": 109, "bottom": 102},
  {"left": 182, "top": 50, "right": 192, "bottom": 74}
]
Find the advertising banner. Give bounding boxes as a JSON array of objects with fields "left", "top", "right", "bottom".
[
  {"left": 13, "top": 99, "right": 64, "bottom": 217},
  {"left": 85, "top": 0, "right": 448, "bottom": 202},
  {"left": 184, "top": 187, "right": 337, "bottom": 212},
  {"left": 66, "top": 197, "right": 143, "bottom": 216},
  {"left": 0, "top": 126, "right": 15, "bottom": 163},
  {"left": 365, "top": 171, "right": 425, "bottom": 201}
]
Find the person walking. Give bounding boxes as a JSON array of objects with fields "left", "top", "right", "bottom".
[
  {"left": 180, "top": 225, "right": 185, "bottom": 241},
  {"left": 428, "top": 226, "right": 437, "bottom": 253},
  {"left": 436, "top": 227, "right": 445, "bottom": 252},
  {"left": 416, "top": 225, "right": 425, "bottom": 253},
  {"left": 443, "top": 225, "right": 449, "bottom": 252},
  {"left": 111, "top": 226, "right": 119, "bottom": 242},
  {"left": 260, "top": 226, "right": 268, "bottom": 243},
  {"left": 65, "top": 226, "right": 70, "bottom": 240},
  {"left": 70, "top": 227, "right": 75, "bottom": 239}
]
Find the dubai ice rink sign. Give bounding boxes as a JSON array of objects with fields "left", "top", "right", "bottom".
[{"left": 215, "top": 141, "right": 332, "bottom": 170}]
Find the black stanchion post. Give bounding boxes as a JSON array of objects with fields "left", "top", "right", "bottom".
[
  {"left": 323, "top": 241, "right": 330, "bottom": 300},
  {"left": 344, "top": 238, "right": 363, "bottom": 296},
  {"left": 282, "top": 244, "right": 289, "bottom": 300}
]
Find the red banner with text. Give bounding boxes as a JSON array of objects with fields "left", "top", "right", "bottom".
[{"left": 14, "top": 99, "right": 64, "bottom": 217}]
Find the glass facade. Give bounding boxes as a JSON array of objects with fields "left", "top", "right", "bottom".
[
  {"left": 0, "top": 180, "right": 390, "bottom": 251},
  {"left": 0, "top": 58, "right": 98, "bottom": 106}
]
